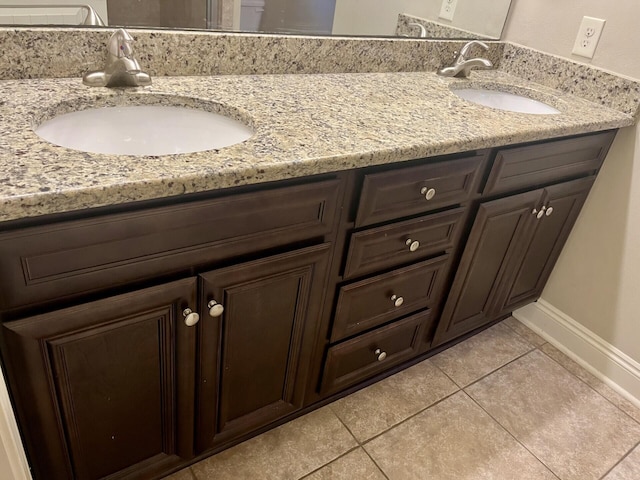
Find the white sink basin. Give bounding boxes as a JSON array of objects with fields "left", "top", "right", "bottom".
[
  {"left": 35, "top": 105, "right": 254, "bottom": 155},
  {"left": 452, "top": 88, "right": 561, "bottom": 115}
]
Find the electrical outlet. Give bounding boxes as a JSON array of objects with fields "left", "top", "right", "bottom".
[
  {"left": 439, "top": 0, "right": 458, "bottom": 22},
  {"left": 572, "top": 16, "right": 606, "bottom": 59}
]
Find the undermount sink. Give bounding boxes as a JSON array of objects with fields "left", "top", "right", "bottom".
[
  {"left": 452, "top": 88, "right": 561, "bottom": 115},
  {"left": 35, "top": 104, "right": 254, "bottom": 155}
]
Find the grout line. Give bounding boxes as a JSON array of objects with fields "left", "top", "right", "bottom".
[
  {"left": 330, "top": 405, "right": 363, "bottom": 446},
  {"left": 537, "top": 345, "right": 640, "bottom": 427},
  {"left": 456, "top": 346, "right": 537, "bottom": 390},
  {"left": 501, "top": 316, "right": 548, "bottom": 348},
  {"left": 429, "top": 320, "right": 538, "bottom": 390},
  {"left": 597, "top": 439, "right": 640, "bottom": 480},
  {"left": 360, "top": 389, "right": 460, "bottom": 444},
  {"left": 188, "top": 466, "right": 198, "bottom": 480},
  {"left": 297, "top": 446, "right": 361, "bottom": 479},
  {"left": 462, "top": 391, "right": 562, "bottom": 480},
  {"left": 360, "top": 445, "right": 391, "bottom": 480}
]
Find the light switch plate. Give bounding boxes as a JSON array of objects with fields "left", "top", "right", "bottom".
[
  {"left": 439, "top": 0, "right": 458, "bottom": 22},
  {"left": 572, "top": 16, "right": 606, "bottom": 59}
]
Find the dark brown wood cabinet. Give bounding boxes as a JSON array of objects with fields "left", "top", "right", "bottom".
[
  {"left": 0, "top": 178, "right": 340, "bottom": 480},
  {"left": 433, "top": 177, "right": 596, "bottom": 346},
  {"left": 492, "top": 177, "right": 595, "bottom": 315},
  {"left": 195, "top": 244, "right": 330, "bottom": 451},
  {"left": 2, "top": 278, "right": 198, "bottom": 480},
  {"left": 0, "top": 130, "right": 617, "bottom": 480},
  {"left": 432, "top": 189, "right": 542, "bottom": 344}
]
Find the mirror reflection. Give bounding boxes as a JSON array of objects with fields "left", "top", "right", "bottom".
[{"left": 0, "top": 0, "right": 512, "bottom": 39}]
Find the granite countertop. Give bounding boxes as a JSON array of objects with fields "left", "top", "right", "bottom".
[{"left": 0, "top": 69, "right": 634, "bottom": 223}]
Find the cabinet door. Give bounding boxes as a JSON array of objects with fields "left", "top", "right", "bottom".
[
  {"left": 2, "top": 278, "right": 198, "bottom": 480},
  {"left": 494, "top": 177, "right": 595, "bottom": 314},
  {"left": 432, "top": 190, "right": 542, "bottom": 346},
  {"left": 196, "top": 244, "right": 330, "bottom": 451}
]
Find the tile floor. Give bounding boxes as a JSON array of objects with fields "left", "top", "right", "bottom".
[{"left": 166, "top": 317, "right": 640, "bottom": 480}]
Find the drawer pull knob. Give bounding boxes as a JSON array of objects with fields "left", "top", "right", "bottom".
[
  {"left": 405, "top": 238, "right": 420, "bottom": 252},
  {"left": 390, "top": 294, "right": 404, "bottom": 307},
  {"left": 183, "top": 308, "right": 200, "bottom": 327},
  {"left": 374, "top": 348, "right": 387, "bottom": 361},
  {"left": 545, "top": 206, "right": 554, "bottom": 217},
  {"left": 420, "top": 187, "right": 437, "bottom": 201},
  {"left": 208, "top": 300, "right": 225, "bottom": 317},
  {"left": 532, "top": 206, "right": 546, "bottom": 219}
]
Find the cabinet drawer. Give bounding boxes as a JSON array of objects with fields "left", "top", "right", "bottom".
[
  {"left": 355, "top": 152, "right": 488, "bottom": 227},
  {"left": 0, "top": 179, "right": 341, "bottom": 311},
  {"left": 321, "top": 310, "right": 431, "bottom": 395},
  {"left": 344, "top": 208, "right": 466, "bottom": 279},
  {"left": 484, "top": 130, "right": 615, "bottom": 195},
  {"left": 332, "top": 255, "right": 449, "bottom": 342}
]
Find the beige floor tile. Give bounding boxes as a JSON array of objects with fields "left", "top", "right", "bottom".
[
  {"left": 364, "top": 391, "right": 556, "bottom": 480},
  {"left": 503, "top": 316, "right": 547, "bottom": 347},
  {"left": 191, "top": 407, "right": 357, "bottom": 480},
  {"left": 540, "top": 343, "right": 640, "bottom": 424},
  {"left": 330, "top": 359, "right": 458, "bottom": 441},
  {"left": 302, "top": 448, "right": 386, "bottom": 480},
  {"left": 603, "top": 443, "right": 640, "bottom": 480},
  {"left": 163, "top": 467, "right": 195, "bottom": 480},
  {"left": 431, "top": 322, "right": 534, "bottom": 387},
  {"left": 466, "top": 350, "right": 640, "bottom": 480}
]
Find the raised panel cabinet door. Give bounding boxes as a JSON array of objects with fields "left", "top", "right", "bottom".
[
  {"left": 196, "top": 243, "right": 331, "bottom": 452},
  {"left": 2, "top": 278, "right": 198, "bottom": 480},
  {"left": 432, "top": 190, "right": 542, "bottom": 346},
  {"left": 494, "top": 177, "right": 596, "bottom": 314}
]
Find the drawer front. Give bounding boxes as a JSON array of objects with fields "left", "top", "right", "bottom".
[
  {"left": 321, "top": 310, "right": 431, "bottom": 395},
  {"left": 332, "top": 255, "right": 449, "bottom": 342},
  {"left": 344, "top": 208, "right": 466, "bottom": 280},
  {"left": 355, "top": 152, "right": 488, "bottom": 227},
  {"left": 0, "top": 179, "right": 341, "bottom": 311},
  {"left": 484, "top": 130, "right": 616, "bottom": 195}
]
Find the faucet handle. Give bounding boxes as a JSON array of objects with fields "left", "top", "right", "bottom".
[
  {"left": 458, "top": 40, "right": 489, "bottom": 61},
  {"left": 108, "top": 28, "right": 135, "bottom": 59}
]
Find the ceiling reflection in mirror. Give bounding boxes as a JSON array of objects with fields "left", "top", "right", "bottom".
[{"left": 0, "top": 0, "right": 512, "bottom": 40}]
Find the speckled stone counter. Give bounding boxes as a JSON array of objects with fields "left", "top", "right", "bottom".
[
  {"left": 396, "top": 14, "right": 489, "bottom": 40},
  {"left": 0, "top": 69, "right": 635, "bottom": 223}
]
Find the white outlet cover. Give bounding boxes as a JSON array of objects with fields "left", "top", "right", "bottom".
[
  {"left": 439, "top": 0, "right": 457, "bottom": 22},
  {"left": 572, "top": 16, "right": 606, "bottom": 59}
]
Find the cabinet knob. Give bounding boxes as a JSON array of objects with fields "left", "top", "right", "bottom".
[
  {"left": 420, "top": 187, "right": 436, "bottom": 201},
  {"left": 207, "top": 300, "right": 225, "bottom": 317},
  {"left": 532, "top": 206, "right": 546, "bottom": 219},
  {"left": 374, "top": 348, "right": 387, "bottom": 361},
  {"left": 390, "top": 294, "right": 404, "bottom": 307},
  {"left": 405, "top": 238, "right": 420, "bottom": 252},
  {"left": 183, "top": 308, "right": 200, "bottom": 327},
  {"left": 545, "top": 206, "right": 554, "bottom": 217}
]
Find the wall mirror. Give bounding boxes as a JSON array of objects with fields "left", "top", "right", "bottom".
[{"left": 0, "top": 0, "right": 513, "bottom": 40}]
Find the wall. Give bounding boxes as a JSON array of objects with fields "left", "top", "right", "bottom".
[
  {"left": 332, "top": 0, "right": 511, "bottom": 38},
  {"left": 504, "top": 0, "right": 640, "bottom": 379}
]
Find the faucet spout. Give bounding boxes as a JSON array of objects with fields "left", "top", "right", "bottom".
[
  {"left": 437, "top": 41, "right": 494, "bottom": 78},
  {"left": 83, "top": 28, "right": 151, "bottom": 88}
]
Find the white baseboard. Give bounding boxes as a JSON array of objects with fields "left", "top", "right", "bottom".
[{"left": 513, "top": 300, "right": 640, "bottom": 409}]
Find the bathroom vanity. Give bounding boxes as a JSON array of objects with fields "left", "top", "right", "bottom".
[
  {"left": 0, "top": 120, "right": 616, "bottom": 478},
  {"left": 0, "top": 22, "right": 637, "bottom": 475}
]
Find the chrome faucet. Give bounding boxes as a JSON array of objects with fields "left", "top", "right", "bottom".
[
  {"left": 83, "top": 29, "right": 152, "bottom": 88},
  {"left": 437, "top": 40, "right": 493, "bottom": 78},
  {"left": 408, "top": 22, "right": 428, "bottom": 38}
]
